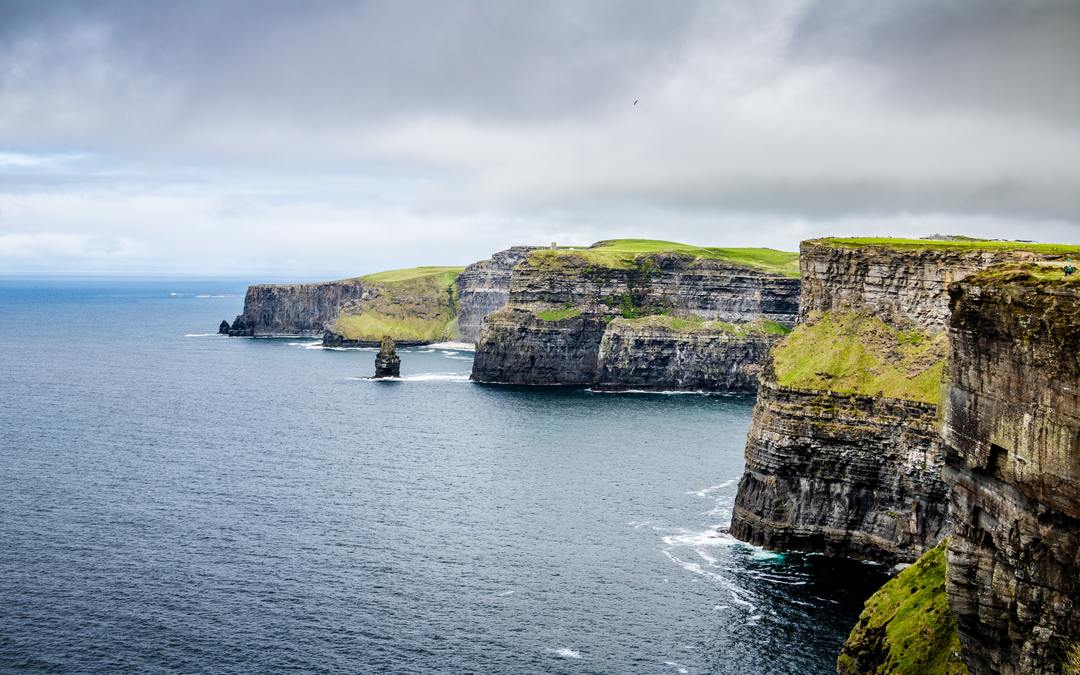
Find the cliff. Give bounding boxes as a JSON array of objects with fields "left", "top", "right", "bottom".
[
  {"left": 942, "top": 264, "right": 1080, "bottom": 674},
  {"left": 731, "top": 238, "right": 1080, "bottom": 564},
  {"left": 327, "top": 266, "right": 463, "bottom": 345},
  {"left": 837, "top": 541, "right": 966, "bottom": 675},
  {"left": 455, "top": 246, "right": 538, "bottom": 343},
  {"left": 228, "top": 247, "right": 532, "bottom": 343},
  {"left": 470, "top": 239, "right": 800, "bottom": 391},
  {"left": 228, "top": 280, "right": 368, "bottom": 336}
]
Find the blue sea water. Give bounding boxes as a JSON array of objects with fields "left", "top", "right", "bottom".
[{"left": 0, "top": 279, "right": 885, "bottom": 674}]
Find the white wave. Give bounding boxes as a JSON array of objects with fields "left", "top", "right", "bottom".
[
  {"left": 429, "top": 341, "right": 475, "bottom": 351},
  {"left": 417, "top": 348, "right": 436, "bottom": 353},
  {"left": 662, "top": 528, "right": 741, "bottom": 550},
  {"left": 184, "top": 333, "right": 221, "bottom": 337},
  {"left": 195, "top": 294, "right": 228, "bottom": 298},
  {"left": 169, "top": 292, "right": 186, "bottom": 296},
  {"left": 547, "top": 648, "right": 581, "bottom": 659},
  {"left": 286, "top": 341, "right": 326, "bottom": 350},
  {"left": 324, "top": 346, "right": 378, "bottom": 352},
  {"left": 496, "top": 590, "right": 515, "bottom": 597},
  {"left": 686, "top": 480, "right": 734, "bottom": 497},
  {"left": 664, "top": 662, "right": 689, "bottom": 674},
  {"left": 403, "top": 372, "right": 470, "bottom": 382}
]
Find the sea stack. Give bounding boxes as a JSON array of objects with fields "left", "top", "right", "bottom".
[
  {"left": 374, "top": 336, "right": 401, "bottom": 378},
  {"left": 218, "top": 319, "right": 231, "bottom": 334}
]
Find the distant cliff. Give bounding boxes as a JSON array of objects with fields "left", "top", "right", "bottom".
[
  {"left": 226, "top": 280, "right": 367, "bottom": 336},
  {"left": 224, "top": 247, "right": 531, "bottom": 343},
  {"left": 731, "top": 238, "right": 1079, "bottom": 564},
  {"left": 470, "top": 240, "right": 801, "bottom": 391},
  {"left": 942, "top": 264, "right": 1080, "bottom": 674},
  {"left": 455, "top": 246, "right": 538, "bottom": 343}
]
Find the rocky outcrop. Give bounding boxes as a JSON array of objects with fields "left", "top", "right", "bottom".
[
  {"left": 374, "top": 336, "right": 401, "bottom": 378},
  {"left": 837, "top": 541, "right": 966, "bottom": 674},
  {"left": 230, "top": 280, "right": 368, "bottom": 337},
  {"left": 217, "top": 319, "right": 231, "bottom": 335},
  {"left": 455, "top": 246, "right": 538, "bottom": 343},
  {"left": 470, "top": 242, "right": 801, "bottom": 390},
  {"left": 942, "top": 265, "right": 1080, "bottom": 674},
  {"left": 732, "top": 239, "right": 1076, "bottom": 564}
]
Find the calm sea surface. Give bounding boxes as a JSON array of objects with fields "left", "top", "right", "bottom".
[{"left": 0, "top": 280, "right": 885, "bottom": 674}]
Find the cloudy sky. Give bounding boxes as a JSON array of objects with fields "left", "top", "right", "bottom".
[{"left": 1, "top": 0, "right": 1078, "bottom": 277}]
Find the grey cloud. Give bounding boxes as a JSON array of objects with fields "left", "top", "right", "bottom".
[{"left": 0, "top": 0, "right": 1077, "bottom": 274}]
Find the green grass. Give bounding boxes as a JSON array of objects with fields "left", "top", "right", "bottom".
[
  {"left": 614, "top": 313, "right": 792, "bottom": 336},
  {"left": 359, "top": 266, "right": 465, "bottom": 285},
  {"left": 525, "top": 239, "right": 800, "bottom": 277},
  {"left": 963, "top": 262, "right": 1080, "bottom": 288},
  {"left": 837, "top": 541, "right": 966, "bottom": 674},
  {"left": 814, "top": 237, "right": 1080, "bottom": 255},
  {"left": 333, "top": 265, "right": 463, "bottom": 342},
  {"left": 536, "top": 306, "right": 582, "bottom": 321},
  {"left": 772, "top": 312, "right": 947, "bottom": 403},
  {"left": 334, "top": 313, "right": 457, "bottom": 342}
]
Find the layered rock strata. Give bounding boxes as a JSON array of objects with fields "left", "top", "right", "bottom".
[
  {"left": 593, "top": 318, "right": 777, "bottom": 392},
  {"left": 732, "top": 380, "right": 948, "bottom": 565},
  {"left": 942, "top": 265, "right": 1080, "bottom": 674},
  {"left": 732, "top": 239, "right": 1077, "bottom": 564},
  {"left": 229, "top": 280, "right": 368, "bottom": 336},
  {"left": 455, "top": 246, "right": 538, "bottom": 343},
  {"left": 470, "top": 243, "right": 800, "bottom": 390}
]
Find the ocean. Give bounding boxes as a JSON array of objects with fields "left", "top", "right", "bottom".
[{"left": 0, "top": 279, "right": 885, "bottom": 673}]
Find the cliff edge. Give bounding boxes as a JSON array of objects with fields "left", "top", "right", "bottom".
[{"left": 943, "top": 264, "right": 1080, "bottom": 674}]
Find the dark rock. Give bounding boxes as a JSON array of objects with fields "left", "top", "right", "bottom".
[
  {"left": 942, "top": 266, "right": 1080, "bottom": 674},
  {"left": 218, "top": 320, "right": 231, "bottom": 335},
  {"left": 374, "top": 336, "right": 401, "bottom": 379}
]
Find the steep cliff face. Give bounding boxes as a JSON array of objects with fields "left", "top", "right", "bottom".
[
  {"left": 233, "top": 280, "right": 368, "bottom": 336},
  {"left": 594, "top": 317, "right": 781, "bottom": 392},
  {"left": 732, "top": 380, "right": 948, "bottom": 565},
  {"left": 455, "top": 246, "right": 538, "bottom": 344},
  {"left": 942, "top": 265, "right": 1080, "bottom": 674},
  {"left": 469, "top": 307, "right": 608, "bottom": 385},
  {"left": 799, "top": 239, "right": 1076, "bottom": 328},
  {"left": 732, "top": 239, "right": 1078, "bottom": 564},
  {"left": 470, "top": 240, "right": 801, "bottom": 390}
]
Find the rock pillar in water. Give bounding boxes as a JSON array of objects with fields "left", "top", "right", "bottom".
[
  {"left": 374, "top": 336, "right": 401, "bottom": 378},
  {"left": 218, "top": 320, "right": 231, "bottom": 334}
]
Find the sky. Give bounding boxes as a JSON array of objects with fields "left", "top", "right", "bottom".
[{"left": 1, "top": 0, "right": 1078, "bottom": 277}]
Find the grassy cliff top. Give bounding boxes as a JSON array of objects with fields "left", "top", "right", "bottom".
[
  {"left": 962, "top": 262, "right": 1080, "bottom": 288},
  {"left": 837, "top": 541, "right": 966, "bottom": 675},
  {"left": 525, "top": 239, "right": 800, "bottom": 277},
  {"left": 610, "top": 313, "right": 791, "bottom": 336},
  {"left": 811, "top": 237, "right": 1080, "bottom": 255},
  {"left": 359, "top": 266, "right": 465, "bottom": 285},
  {"left": 333, "top": 265, "right": 463, "bottom": 342},
  {"left": 772, "top": 311, "right": 947, "bottom": 403}
]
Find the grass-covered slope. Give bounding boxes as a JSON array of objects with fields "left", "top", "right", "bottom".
[
  {"left": 838, "top": 541, "right": 966, "bottom": 674},
  {"left": 771, "top": 312, "right": 947, "bottom": 403},
  {"left": 524, "top": 239, "right": 800, "bottom": 277},
  {"left": 814, "top": 237, "right": 1080, "bottom": 255},
  {"left": 333, "top": 266, "right": 464, "bottom": 342}
]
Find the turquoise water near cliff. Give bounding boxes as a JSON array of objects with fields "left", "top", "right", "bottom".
[{"left": 0, "top": 280, "right": 885, "bottom": 674}]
